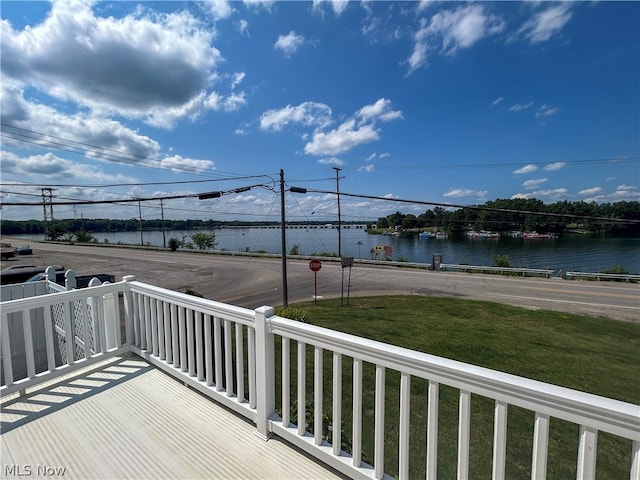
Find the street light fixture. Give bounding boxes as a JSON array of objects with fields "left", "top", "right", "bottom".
[{"left": 198, "top": 174, "right": 305, "bottom": 308}]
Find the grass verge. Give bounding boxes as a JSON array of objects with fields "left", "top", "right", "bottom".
[{"left": 275, "top": 296, "right": 639, "bottom": 479}]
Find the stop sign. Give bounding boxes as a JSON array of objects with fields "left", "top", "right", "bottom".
[{"left": 309, "top": 259, "right": 322, "bottom": 272}]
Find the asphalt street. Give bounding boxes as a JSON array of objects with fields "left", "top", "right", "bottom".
[{"left": 2, "top": 238, "right": 638, "bottom": 322}]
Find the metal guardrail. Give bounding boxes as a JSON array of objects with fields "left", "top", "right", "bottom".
[
  {"left": 440, "top": 264, "right": 555, "bottom": 277},
  {"left": 565, "top": 271, "right": 640, "bottom": 282}
]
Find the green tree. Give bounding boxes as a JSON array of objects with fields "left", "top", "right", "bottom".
[{"left": 189, "top": 232, "right": 217, "bottom": 250}]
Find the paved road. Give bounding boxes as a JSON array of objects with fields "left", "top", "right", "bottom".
[{"left": 3, "top": 239, "right": 639, "bottom": 322}]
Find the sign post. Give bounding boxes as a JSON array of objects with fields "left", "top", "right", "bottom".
[
  {"left": 309, "top": 259, "right": 322, "bottom": 304},
  {"left": 340, "top": 256, "right": 354, "bottom": 306}
]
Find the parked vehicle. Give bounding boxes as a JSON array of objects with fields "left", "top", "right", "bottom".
[
  {"left": 26, "top": 271, "right": 116, "bottom": 289},
  {"left": 15, "top": 245, "right": 33, "bottom": 255},
  {"left": 1, "top": 265, "right": 65, "bottom": 285}
]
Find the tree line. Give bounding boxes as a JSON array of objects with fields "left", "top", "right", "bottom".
[{"left": 374, "top": 199, "right": 640, "bottom": 236}]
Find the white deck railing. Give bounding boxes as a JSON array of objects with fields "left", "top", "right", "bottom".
[{"left": 1, "top": 276, "right": 638, "bottom": 480}]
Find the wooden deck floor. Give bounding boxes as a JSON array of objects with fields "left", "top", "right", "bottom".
[{"left": 1, "top": 356, "right": 344, "bottom": 479}]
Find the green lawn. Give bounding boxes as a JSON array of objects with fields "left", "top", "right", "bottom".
[{"left": 275, "top": 296, "right": 640, "bottom": 479}]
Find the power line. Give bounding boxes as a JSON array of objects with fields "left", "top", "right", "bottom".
[{"left": 3, "top": 185, "right": 638, "bottom": 224}]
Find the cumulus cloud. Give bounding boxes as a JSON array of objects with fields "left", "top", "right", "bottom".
[
  {"left": 578, "top": 187, "right": 602, "bottom": 196},
  {"left": 0, "top": 0, "right": 236, "bottom": 128},
  {"left": 201, "top": 0, "right": 234, "bottom": 20},
  {"left": 443, "top": 188, "right": 488, "bottom": 199},
  {"left": 318, "top": 157, "right": 344, "bottom": 166},
  {"left": 544, "top": 162, "right": 567, "bottom": 171},
  {"left": 260, "top": 102, "right": 333, "bottom": 131},
  {"left": 407, "top": 4, "right": 504, "bottom": 74},
  {"left": 260, "top": 98, "right": 402, "bottom": 157},
  {"left": 517, "top": 3, "right": 573, "bottom": 44},
  {"left": 523, "top": 178, "right": 548, "bottom": 189},
  {"left": 532, "top": 188, "right": 568, "bottom": 199},
  {"left": 304, "top": 98, "right": 402, "bottom": 156},
  {"left": 274, "top": 31, "right": 305, "bottom": 56},
  {"left": 513, "top": 164, "right": 538, "bottom": 175},
  {"left": 358, "top": 164, "right": 375, "bottom": 172}
]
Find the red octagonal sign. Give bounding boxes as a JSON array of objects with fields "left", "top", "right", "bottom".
[{"left": 309, "top": 259, "right": 322, "bottom": 272}]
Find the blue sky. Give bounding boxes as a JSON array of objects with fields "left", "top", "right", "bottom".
[{"left": 1, "top": 0, "right": 639, "bottom": 223}]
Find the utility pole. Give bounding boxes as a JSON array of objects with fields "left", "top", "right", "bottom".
[
  {"left": 160, "top": 199, "right": 167, "bottom": 248},
  {"left": 333, "top": 167, "right": 343, "bottom": 258},
  {"left": 138, "top": 199, "right": 143, "bottom": 246},
  {"left": 280, "top": 169, "right": 288, "bottom": 307}
]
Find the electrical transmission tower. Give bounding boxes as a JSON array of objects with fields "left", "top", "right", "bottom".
[{"left": 41, "top": 187, "right": 55, "bottom": 240}]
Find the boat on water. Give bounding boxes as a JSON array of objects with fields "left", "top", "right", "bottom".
[
  {"left": 466, "top": 230, "right": 500, "bottom": 239},
  {"left": 522, "top": 231, "right": 557, "bottom": 239},
  {"left": 419, "top": 231, "right": 449, "bottom": 239}
]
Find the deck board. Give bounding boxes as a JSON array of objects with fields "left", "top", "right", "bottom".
[{"left": 1, "top": 356, "right": 344, "bottom": 479}]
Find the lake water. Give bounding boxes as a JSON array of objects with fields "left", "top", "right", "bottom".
[{"left": 14, "top": 227, "right": 640, "bottom": 274}]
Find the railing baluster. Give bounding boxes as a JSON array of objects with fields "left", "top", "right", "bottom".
[
  {"left": 195, "top": 311, "right": 204, "bottom": 381},
  {"left": 178, "top": 307, "right": 187, "bottom": 371},
  {"left": 1, "top": 312, "right": 13, "bottom": 386},
  {"left": 332, "top": 352, "right": 342, "bottom": 456},
  {"left": 170, "top": 304, "right": 178, "bottom": 366},
  {"left": 93, "top": 293, "right": 107, "bottom": 354},
  {"left": 214, "top": 316, "right": 222, "bottom": 391},
  {"left": 224, "top": 319, "right": 233, "bottom": 396},
  {"left": 64, "top": 300, "right": 74, "bottom": 364},
  {"left": 282, "top": 337, "right": 290, "bottom": 426},
  {"left": 314, "top": 346, "right": 323, "bottom": 446},
  {"left": 204, "top": 314, "right": 213, "bottom": 385},
  {"left": 352, "top": 358, "right": 363, "bottom": 467},
  {"left": 531, "top": 412, "right": 549, "bottom": 480},
  {"left": 162, "top": 301, "right": 170, "bottom": 361},
  {"left": 79, "top": 299, "right": 91, "bottom": 358},
  {"left": 374, "top": 365, "right": 386, "bottom": 480},
  {"left": 493, "top": 401, "right": 508, "bottom": 480},
  {"left": 248, "top": 327, "right": 256, "bottom": 409},
  {"left": 143, "top": 296, "right": 151, "bottom": 352},
  {"left": 156, "top": 300, "right": 164, "bottom": 359},
  {"left": 297, "top": 341, "right": 306, "bottom": 437},
  {"left": 631, "top": 440, "right": 639, "bottom": 480},
  {"left": 186, "top": 309, "right": 195, "bottom": 377},
  {"left": 236, "top": 323, "right": 245, "bottom": 402},
  {"left": 458, "top": 390, "right": 471, "bottom": 480},
  {"left": 134, "top": 292, "right": 142, "bottom": 348},
  {"left": 426, "top": 381, "right": 439, "bottom": 480},
  {"left": 23, "top": 309, "right": 36, "bottom": 378},
  {"left": 43, "top": 304, "right": 55, "bottom": 372},
  {"left": 151, "top": 298, "right": 159, "bottom": 356},
  {"left": 577, "top": 426, "right": 598, "bottom": 480},
  {"left": 399, "top": 372, "right": 411, "bottom": 480}
]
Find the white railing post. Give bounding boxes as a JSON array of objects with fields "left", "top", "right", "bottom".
[
  {"left": 122, "top": 276, "right": 136, "bottom": 347},
  {"left": 577, "top": 426, "right": 598, "bottom": 480},
  {"left": 255, "top": 306, "right": 275, "bottom": 441},
  {"left": 65, "top": 269, "right": 77, "bottom": 290}
]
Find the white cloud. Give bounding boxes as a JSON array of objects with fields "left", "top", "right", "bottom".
[
  {"left": 578, "top": 187, "right": 602, "bottom": 196},
  {"left": 356, "top": 98, "right": 403, "bottom": 124},
  {"left": 443, "top": 188, "right": 488, "bottom": 198},
  {"left": 513, "top": 164, "right": 538, "bottom": 174},
  {"left": 536, "top": 104, "right": 560, "bottom": 119},
  {"left": 518, "top": 3, "right": 573, "bottom": 44},
  {"left": 532, "top": 188, "right": 568, "bottom": 199},
  {"left": 274, "top": 31, "right": 305, "bottom": 56},
  {"left": 1, "top": 0, "right": 230, "bottom": 128},
  {"left": 523, "top": 178, "right": 548, "bottom": 189},
  {"left": 508, "top": 102, "right": 534, "bottom": 112},
  {"left": 544, "top": 162, "right": 567, "bottom": 171},
  {"left": 491, "top": 96, "right": 504, "bottom": 106},
  {"left": 358, "top": 164, "right": 375, "bottom": 172},
  {"left": 305, "top": 120, "right": 379, "bottom": 156},
  {"left": 407, "top": 4, "right": 504, "bottom": 74},
  {"left": 318, "top": 157, "right": 344, "bottom": 166},
  {"left": 201, "top": 0, "right": 234, "bottom": 20},
  {"left": 312, "top": 0, "right": 349, "bottom": 16},
  {"left": 158, "top": 154, "right": 215, "bottom": 173},
  {"left": 259, "top": 102, "right": 333, "bottom": 132}
]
